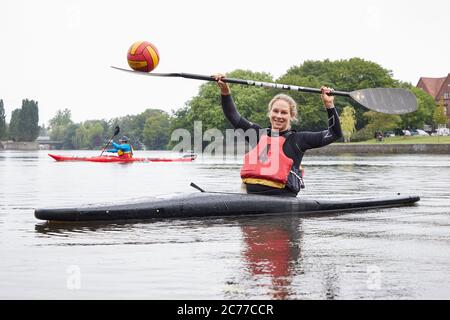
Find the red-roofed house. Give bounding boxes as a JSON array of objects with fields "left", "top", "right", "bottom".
[{"left": 417, "top": 73, "right": 450, "bottom": 126}]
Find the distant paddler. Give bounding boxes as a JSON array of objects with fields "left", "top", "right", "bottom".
[{"left": 106, "top": 136, "right": 134, "bottom": 159}]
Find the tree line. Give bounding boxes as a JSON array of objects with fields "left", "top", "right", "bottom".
[
  {"left": 168, "top": 58, "right": 444, "bottom": 143},
  {"left": 2, "top": 58, "right": 446, "bottom": 148},
  {"left": 0, "top": 98, "right": 171, "bottom": 149},
  {"left": 0, "top": 99, "right": 40, "bottom": 142},
  {"left": 47, "top": 108, "right": 170, "bottom": 150}
]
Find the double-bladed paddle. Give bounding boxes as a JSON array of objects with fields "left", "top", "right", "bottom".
[
  {"left": 111, "top": 66, "right": 417, "bottom": 115},
  {"left": 100, "top": 125, "right": 120, "bottom": 157}
]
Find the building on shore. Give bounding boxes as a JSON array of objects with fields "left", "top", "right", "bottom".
[
  {"left": 0, "top": 140, "right": 38, "bottom": 150},
  {"left": 0, "top": 137, "right": 62, "bottom": 150},
  {"left": 416, "top": 73, "right": 450, "bottom": 126}
]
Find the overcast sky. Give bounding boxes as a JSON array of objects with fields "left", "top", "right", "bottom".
[{"left": 1, "top": 0, "right": 449, "bottom": 125}]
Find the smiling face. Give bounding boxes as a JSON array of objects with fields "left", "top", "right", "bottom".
[{"left": 269, "top": 99, "right": 292, "bottom": 132}]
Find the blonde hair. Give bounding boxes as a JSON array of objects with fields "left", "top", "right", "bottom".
[{"left": 267, "top": 94, "right": 298, "bottom": 125}]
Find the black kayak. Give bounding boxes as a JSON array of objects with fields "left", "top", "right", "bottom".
[{"left": 35, "top": 189, "right": 420, "bottom": 222}]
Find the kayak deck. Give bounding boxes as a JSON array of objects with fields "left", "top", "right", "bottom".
[
  {"left": 35, "top": 191, "right": 420, "bottom": 222},
  {"left": 48, "top": 153, "right": 196, "bottom": 163}
]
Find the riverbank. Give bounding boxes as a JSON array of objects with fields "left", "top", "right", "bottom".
[
  {"left": 305, "top": 136, "right": 450, "bottom": 155},
  {"left": 308, "top": 143, "right": 450, "bottom": 155},
  {"left": 351, "top": 136, "right": 450, "bottom": 144},
  {"left": 0, "top": 141, "right": 38, "bottom": 150},
  {"left": 1, "top": 137, "right": 449, "bottom": 154}
]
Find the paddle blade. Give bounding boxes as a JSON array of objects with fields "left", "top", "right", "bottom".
[
  {"left": 114, "top": 126, "right": 120, "bottom": 136},
  {"left": 350, "top": 88, "right": 417, "bottom": 114}
]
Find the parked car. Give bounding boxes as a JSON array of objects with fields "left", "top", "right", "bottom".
[
  {"left": 384, "top": 131, "right": 395, "bottom": 137},
  {"left": 402, "top": 130, "right": 411, "bottom": 136},
  {"left": 416, "top": 129, "right": 429, "bottom": 136},
  {"left": 436, "top": 128, "right": 450, "bottom": 136}
]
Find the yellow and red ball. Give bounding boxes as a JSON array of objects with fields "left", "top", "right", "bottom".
[{"left": 127, "top": 41, "right": 160, "bottom": 72}]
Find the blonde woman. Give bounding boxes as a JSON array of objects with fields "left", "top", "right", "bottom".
[{"left": 214, "top": 74, "right": 342, "bottom": 197}]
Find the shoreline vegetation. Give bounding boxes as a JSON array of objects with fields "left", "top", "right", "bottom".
[
  {"left": 342, "top": 135, "right": 450, "bottom": 144},
  {"left": 2, "top": 136, "right": 450, "bottom": 153},
  {"left": 3, "top": 58, "right": 447, "bottom": 151}
]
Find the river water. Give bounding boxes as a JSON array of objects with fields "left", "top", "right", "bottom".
[{"left": 1, "top": 150, "right": 449, "bottom": 299}]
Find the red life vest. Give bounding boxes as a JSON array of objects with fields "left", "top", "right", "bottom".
[{"left": 240, "top": 134, "right": 293, "bottom": 189}]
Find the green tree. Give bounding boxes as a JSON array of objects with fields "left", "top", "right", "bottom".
[
  {"left": 110, "top": 108, "right": 167, "bottom": 149},
  {"left": 49, "top": 108, "right": 73, "bottom": 127},
  {"left": 185, "top": 70, "right": 272, "bottom": 133},
  {"left": 49, "top": 109, "right": 74, "bottom": 142},
  {"left": 8, "top": 109, "right": 21, "bottom": 141},
  {"left": 73, "top": 124, "right": 89, "bottom": 149},
  {"left": 63, "top": 123, "right": 80, "bottom": 149},
  {"left": 188, "top": 69, "right": 273, "bottom": 132},
  {"left": 169, "top": 105, "right": 193, "bottom": 133},
  {"left": 340, "top": 106, "right": 356, "bottom": 142},
  {"left": 73, "top": 120, "right": 105, "bottom": 149},
  {"left": 143, "top": 110, "right": 170, "bottom": 149},
  {"left": 167, "top": 69, "right": 273, "bottom": 149},
  {"left": 0, "top": 100, "right": 7, "bottom": 139},
  {"left": 400, "top": 87, "right": 436, "bottom": 130},
  {"left": 19, "top": 99, "right": 39, "bottom": 141},
  {"left": 433, "top": 97, "right": 448, "bottom": 129},
  {"left": 87, "top": 121, "right": 105, "bottom": 148},
  {"left": 9, "top": 100, "right": 40, "bottom": 141},
  {"left": 283, "top": 58, "right": 397, "bottom": 91},
  {"left": 353, "top": 111, "right": 402, "bottom": 141},
  {"left": 167, "top": 59, "right": 405, "bottom": 140},
  {"left": 279, "top": 58, "right": 399, "bottom": 130}
]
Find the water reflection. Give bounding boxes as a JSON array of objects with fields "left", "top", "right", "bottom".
[
  {"left": 236, "top": 216, "right": 303, "bottom": 299},
  {"left": 323, "top": 264, "right": 340, "bottom": 300},
  {"left": 235, "top": 214, "right": 348, "bottom": 299},
  {"left": 34, "top": 221, "right": 134, "bottom": 235},
  {"left": 35, "top": 214, "right": 343, "bottom": 299}
]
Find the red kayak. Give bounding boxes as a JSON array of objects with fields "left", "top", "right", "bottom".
[{"left": 48, "top": 153, "right": 197, "bottom": 163}]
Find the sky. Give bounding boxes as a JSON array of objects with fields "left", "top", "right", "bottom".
[{"left": 1, "top": 0, "right": 449, "bottom": 125}]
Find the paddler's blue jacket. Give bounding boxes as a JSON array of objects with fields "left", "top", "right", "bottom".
[{"left": 106, "top": 141, "right": 133, "bottom": 157}]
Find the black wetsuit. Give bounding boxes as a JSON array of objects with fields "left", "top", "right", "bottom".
[{"left": 222, "top": 94, "right": 343, "bottom": 197}]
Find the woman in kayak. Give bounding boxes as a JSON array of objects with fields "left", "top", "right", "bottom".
[
  {"left": 214, "top": 74, "right": 342, "bottom": 197},
  {"left": 106, "top": 136, "right": 134, "bottom": 159}
]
